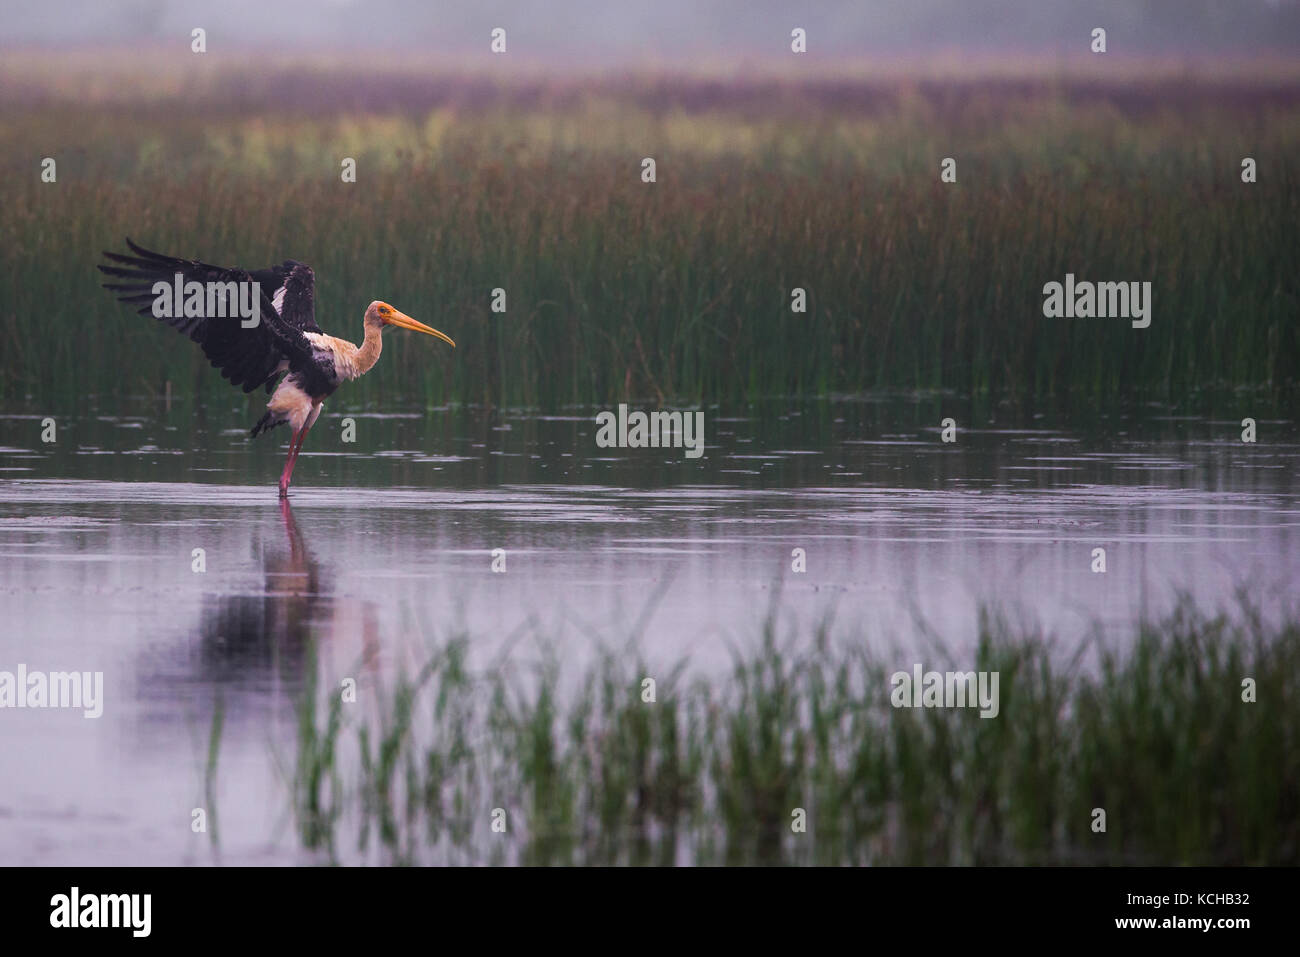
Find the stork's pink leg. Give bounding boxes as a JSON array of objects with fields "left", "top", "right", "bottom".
[
  {"left": 278, "top": 424, "right": 309, "bottom": 498},
  {"left": 277, "top": 437, "right": 297, "bottom": 498}
]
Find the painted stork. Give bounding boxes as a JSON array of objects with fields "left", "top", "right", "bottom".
[{"left": 97, "top": 239, "right": 454, "bottom": 496}]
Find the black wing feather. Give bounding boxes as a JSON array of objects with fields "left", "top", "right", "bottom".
[{"left": 97, "top": 238, "right": 323, "bottom": 394}]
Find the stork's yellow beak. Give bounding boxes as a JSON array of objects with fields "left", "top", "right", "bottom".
[{"left": 384, "top": 310, "right": 455, "bottom": 348}]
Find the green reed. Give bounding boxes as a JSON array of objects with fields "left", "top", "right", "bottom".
[
  {"left": 286, "top": 600, "right": 1299, "bottom": 865},
  {"left": 1, "top": 65, "right": 1297, "bottom": 417}
]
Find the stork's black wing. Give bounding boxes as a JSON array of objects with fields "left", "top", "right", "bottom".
[{"left": 97, "top": 238, "right": 323, "bottom": 394}]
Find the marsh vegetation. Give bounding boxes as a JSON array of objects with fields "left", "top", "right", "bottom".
[
  {"left": 3, "top": 58, "right": 1297, "bottom": 415},
  {"left": 279, "top": 601, "right": 1299, "bottom": 865}
]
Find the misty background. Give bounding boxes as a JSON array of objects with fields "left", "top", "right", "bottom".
[{"left": 5, "top": 0, "right": 1300, "bottom": 58}]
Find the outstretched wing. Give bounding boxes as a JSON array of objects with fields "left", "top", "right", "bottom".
[{"left": 97, "top": 238, "right": 323, "bottom": 394}]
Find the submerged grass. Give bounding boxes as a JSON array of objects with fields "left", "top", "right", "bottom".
[
  {"left": 2, "top": 63, "right": 1298, "bottom": 416},
  {"left": 287, "top": 603, "right": 1299, "bottom": 865},
  {"left": 204, "top": 694, "right": 224, "bottom": 850}
]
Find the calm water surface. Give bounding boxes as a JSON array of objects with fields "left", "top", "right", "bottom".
[{"left": 1, "top": 398, "right": 1296, "bottom": 863}]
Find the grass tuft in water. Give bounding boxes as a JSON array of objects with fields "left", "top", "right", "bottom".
[{"left": 287, "top": 602, "right": 1300, "bottom": 865}]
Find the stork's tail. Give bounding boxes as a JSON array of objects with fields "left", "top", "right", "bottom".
[{"left": 250, "top": 410, "right": 287, "bottom": 438}]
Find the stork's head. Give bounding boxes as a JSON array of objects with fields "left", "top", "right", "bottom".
[{"left": 365, "top": 301, "right": 455, "bottom": 348}]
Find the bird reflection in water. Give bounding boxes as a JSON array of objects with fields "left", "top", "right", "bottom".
[{"left": 195, "top": 499, "right": 379, "bottom": 692}]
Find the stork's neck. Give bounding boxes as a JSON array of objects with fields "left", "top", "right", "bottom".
[{"left": 353, "top": 322, "right": 383, "bottom": 377}]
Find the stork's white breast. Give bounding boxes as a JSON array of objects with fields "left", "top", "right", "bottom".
[{"left": 304, "top": 332, "right": 359, "bottom": 380}]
